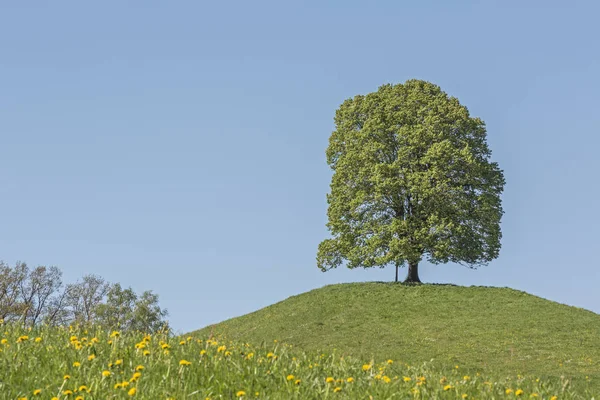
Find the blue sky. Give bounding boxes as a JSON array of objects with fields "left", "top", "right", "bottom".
[{"left": 1, "top": 1, "right": 598, "bottom": 334}]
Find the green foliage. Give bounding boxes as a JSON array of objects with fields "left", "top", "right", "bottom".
[
  {"left": 95, "top": 284, "right": 169, "bottom": 333},
  {"left": 318, "top": 80, "right": 505, "bottom": 277},
  {"left": 1, "top": 322, "right": 595, "bottom": 399},
  {"left": 191, "top": 283, "right": 600, "bottom": 394}
]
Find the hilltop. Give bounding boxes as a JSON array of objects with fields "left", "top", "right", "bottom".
[{"left": 191, "top": 283, "right": 600, "bottom": 388}]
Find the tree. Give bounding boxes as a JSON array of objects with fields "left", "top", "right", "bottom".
[
  {"left": 317, "top": 80, "right": 505, "bottom": 283},
  {"left": 95, "top": 283, "right": 169, "bottom": 333}
]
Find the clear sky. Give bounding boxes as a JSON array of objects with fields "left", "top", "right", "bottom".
[{"left": 1, "top": 1, "right": 599, "bottom": 334}]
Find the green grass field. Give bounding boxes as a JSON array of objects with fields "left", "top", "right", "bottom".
[
  {"left": 191, "top": 282, "right": 600, "bottom": 396},
  {"left": 3, "top": 283, "right": 599, "bottom": 398}
]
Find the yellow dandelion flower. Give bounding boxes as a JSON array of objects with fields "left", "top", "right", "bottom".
[
  {"left": 64, "top": 375, "right": 71, "bottom": 380},
  {"left": 115, "top": 359, "right": 123, "bottom": 365},
  {"left": 135, "top": 365, "right": 145, "bottom": 371},
  {"left": 444, "top": 385, "right": 454, "bottom": 391},
  {"left": 362, "top": 364, "right": 372, "bottom": 371},
  {"left": 143, "top": 350, "right": 150, "bottom": 356},
  {"left": 63, "top": 390, "right": 73, "bottom": 395},
  {"left": 200, "top": 349, "right": 207, "bottom": 355},
  {"left": 463, "top": 375, "right": 470, "bottom": 381},
  {"left": 102, "top": 370, "right": 111, "bottom": 377},
  {"left": 33, "top": 389, "right": 42, "bottom": 395},
  {"left": 506, "top": 389, "right": 514, "bottom": 394},
  {"left": 34, "top": 337, "right": 42, "bottom": 343},
  {"left": 1, "top": 339, "right": 8, "bottom": 344},
  {"left": 383, "top": 376, "right": 391, "bottom": 383},
  {"left": 79, "top": 385, "right": 89, "bottom": 392},
  {"left": 287, "top": 374, "right": 295, "bottom": 381},
  {"left": 128, "top": 387, "right": 136, "bottom": 396},
  {"left": 110, "top": 331, "right": 120, "bottom": 337},
  {"left": 179, "top": 340, "right": 186, "bottom": 345},
  {"left": 346, "top": 377, "right": 354, "bottom": 383},
  {"left": 333, "top": 387, "right": 342, "bottom": 393},
  {"left": 326, "top": 377, "right": 335, "bottom": 383},
  {"left": 266, "top": 352, "right": 274, "bottom": 358},
  {"left": 75, "top": 397, "right": 84, "bottom": 400},
  {"left": 386, "top": 359, "right": 393, "bottom": 364},
  {"left": 132, "top": 372, "right": 142, "bottom": 380},
  {"left": 88, "top": 354, "right": 95, "bottom": 361},
  {"left": 531, "top": 394, "right": 539, "bottom": 398},
  {"left": 516, "top": 389, "right": 524, "bottom": 396},
  {"left": 179, "top": 359, "right": 191, "bottom": 366},
  {"left": 52, "top": 398, "right": 59, "bottom": 400},
  {"left": 114, "top": 383, "right": 122, "bottom": 389},
  {"left": 236, "top": 391, "right": 246, "bottom": 397},
  {"left": 403, "top": 376, "right": 412, "bottom": 382},
  {"left": 73, "top": 362, "right": 81, "bottom": 367},
  {"left": 550, "top": 397, "right": 558, "bottom": 400},
  {"left": 462, "top": 395, "right": 468, "bottom": 399},
  {"left": 294, "top": 379, "right": 301, "bottom": 385}
]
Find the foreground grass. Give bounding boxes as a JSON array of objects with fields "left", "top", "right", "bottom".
[
  {"left": 191, "top": 283, "right": 600, "bottom": 395},
  {"left": 0, "top": 322, "right": 595, "bottom": 399}
]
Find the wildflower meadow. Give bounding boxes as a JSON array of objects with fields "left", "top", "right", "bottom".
[{"left": 1, "top": 321, "right": 594, "bottom": 399}]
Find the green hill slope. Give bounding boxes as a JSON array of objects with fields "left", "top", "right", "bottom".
[{"left": 191, "top": 282, "right": 600, "bottom": 388}]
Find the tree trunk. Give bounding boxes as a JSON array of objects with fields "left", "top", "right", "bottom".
[
  {"left": 394, "top": 263, "right": 399, "bottom": 282},
  {"left": 404, "top": 261, "right": 421, "bottom": 283}
]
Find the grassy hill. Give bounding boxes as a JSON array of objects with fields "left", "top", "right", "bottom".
[{"left": 191, "top": 282, "right": 600, "bottom": 391}]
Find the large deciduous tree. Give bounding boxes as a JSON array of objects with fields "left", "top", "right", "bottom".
[{"left": 317, "top": 80, "right": 505, "bottom": 283}]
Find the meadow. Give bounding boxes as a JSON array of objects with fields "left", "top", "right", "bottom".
[{"left": 1, "top": 319, "right": 596, "bottom": 399}]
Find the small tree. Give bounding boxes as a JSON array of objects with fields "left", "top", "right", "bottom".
[{"left": 317, "top": 80, "right": 505, "bottom": 283}]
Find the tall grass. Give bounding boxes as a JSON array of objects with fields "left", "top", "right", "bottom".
[{"left": 0, "top": 322, "right": 595, "bottom": 399}]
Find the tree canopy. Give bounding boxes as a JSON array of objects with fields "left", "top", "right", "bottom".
[{"left": 317, "top": 80, "right": 505, "bottom": 282}]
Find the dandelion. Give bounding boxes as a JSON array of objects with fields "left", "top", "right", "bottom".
[
  {"left": 266, "top": 352, "right": 274, "bottom": 358},
  {"left": 463, "top": 375, "right": 470, "bottom": 381},
  {"left": 64, "top": 375, "right": 71, "bottom": 380},
  {"left": 200, "top": 349, "right": 207, "bottom": 356},
  {"left": 179, "top": 359, "right": 191, "bottom": 366},
  {"left": 326, "top": 377, "right": 335, "bottom": 383},
  {"left": 294, "top": 379, "right": 301, "bottom": 385},
  {"left": 531, "top": 394, "right": 539, "bottom": 398},
  {"left": 362, "top": 364, "right": 372, "bottom": 371},
  {"left": 143, "top": 350, "right": 150, "bottom": 356},
  {"left": 73, "top": 362, "right": 81, "bottom": 367},
  {"left": 110, "top": 331, "right": 120, "bottom": 337},
  {"left": 128, "top": 387, "right": 137, "bottom": 396},
  {"left": 63, "top": 390, "right": 73, "bottom": 395},
  {"left": 79, "top": 385, "right": 89, "bottom": 392},
  {"left": 131, "top": 372, "right": 142, "bottom": 381},
  {"left": 516, "top": 389, "right": 524, "bottom": 396},
  {"left": 333, "top": 387, "right": 342, "bottom": 393},
  {"left": 383, "top": 376, "right": 391, "bottom": 383},
  {"left": 17, "top": 335, "right": 29, "bottom": 343},
  {"left": 462, "top": 395, "right": 468, "bottom": 399},
  {"left": 75, "top": 397, "right": 84, "bottom": 400},
  {"left": 387, "top": 359, "right": 393, "bottom": 364},
  {"left": 34, "top": 337, "right": 42, "bottom": 343},
  {"left": 0, "top": 339, "right": 8, "bottom": 344},
  {"left": 33, "top": 389, "right": 42, "bottom": 395},
  {"left": 287, "top": 374, "right": 295, "bottom": 381},
  {"left": 135, "top": 365, "right": 145, "bottom": 371},
  {"left": 52, "top": 398, "right": 59, "bottom": 400},
  {"left": 403, "top": 376, "right": 412, "bottom": 382},
  {"left": 506, "top": 389, "right": 514, "bottom": 394},
  {"left": 115, "top": 359, "right": 123, "bottom": 366},
  {"left": 102, "top": 370, "right": 111, "bottom": 377},
  {"left": 236, "top": 391, "right": 246, "bottom": 397},
  {"left": 347, "top": 377, "right": 354, "bottom": 383},
  {"left": 88, "top": 354, "right": 95, "bottom": 361},
  {"left": 550, "top": 397, "right": 558, "bottom": 400},
  {"left": 444, "top": 385, "right": 454, "bottom": 391}
]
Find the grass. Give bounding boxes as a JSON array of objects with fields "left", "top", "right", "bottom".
[
  {"left": 1, "top": 321, "right": 596, "bottom": 399},
  {"left": 190, "top": 282, "right": 600, "bottom": 395}
]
